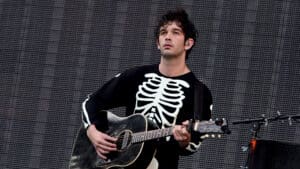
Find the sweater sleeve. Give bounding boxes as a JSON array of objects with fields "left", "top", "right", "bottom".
[
  {"left": 81, "top": 71, "right": 132, "bottom": 129},
  {"left": 181, "top": 82, "right": 213, "bottom": 155}
]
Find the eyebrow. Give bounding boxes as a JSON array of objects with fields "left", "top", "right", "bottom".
[
  {"left": 159, "top": 27, "right": 183, "bottom": 32},
  {"left": 172, "top": 28, "right": 183, "bottom": 32}
]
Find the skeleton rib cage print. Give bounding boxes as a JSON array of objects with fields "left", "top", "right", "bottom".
[{"left": 134, "top": 73, "right": 190, "bottom": 129}]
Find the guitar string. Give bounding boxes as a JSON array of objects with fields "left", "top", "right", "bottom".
[{"left": 116, "top": 127, "right": 174, "bottom": 143}]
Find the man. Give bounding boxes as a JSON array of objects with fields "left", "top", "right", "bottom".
[{"left": 82, "top": 8, "right": 213, "bottom": 169}]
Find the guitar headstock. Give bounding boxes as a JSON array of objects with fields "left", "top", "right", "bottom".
[{"left": 191, "top": 118, "right": 231, "bottom": 137}]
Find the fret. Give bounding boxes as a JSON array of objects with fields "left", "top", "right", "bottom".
[{"left": 132, "top": 127, "right": 174, "bottom": 143}]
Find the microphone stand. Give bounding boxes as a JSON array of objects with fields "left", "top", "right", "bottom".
[{"left": 232, "top": 112, "right": 300, "bottom": 169}]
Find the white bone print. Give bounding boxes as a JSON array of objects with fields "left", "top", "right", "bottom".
[{"left": 134, "top": 73, "right": 190, "bottom": 128}]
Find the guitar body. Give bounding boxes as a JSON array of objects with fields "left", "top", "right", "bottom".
[
  {"left": 69, "top": 112, "right": 157, "bottom": 169},
  {"left": 69, "top": 111, "right": 230, "bottom": 169}
]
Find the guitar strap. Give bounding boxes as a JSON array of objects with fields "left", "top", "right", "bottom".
[{"left": 194, "top": 81, "right": 204, "bottom": 121}]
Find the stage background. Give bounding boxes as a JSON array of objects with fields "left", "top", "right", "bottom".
[{"left": 1, "top": 0, "right": 299, "bottom": 168}]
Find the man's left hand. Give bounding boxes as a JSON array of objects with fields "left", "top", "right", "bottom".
[{"left": 173, "top": 120, "right": 191, "bottom": 148}]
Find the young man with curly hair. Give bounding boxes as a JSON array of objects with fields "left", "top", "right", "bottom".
[{"left": 82, "top": 8, "right": 213, "bottom": 169}]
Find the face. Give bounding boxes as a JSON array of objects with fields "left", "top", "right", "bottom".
[{"left": 157, "top": 22, "right": 193, "bottom": 59}]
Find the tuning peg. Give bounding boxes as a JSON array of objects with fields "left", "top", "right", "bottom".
[
  {"left": 200, "top": 134, "right": 210, "bottom": 139},
  {"left": 214, "top": 118, "right": 224, "bottom": 125}
]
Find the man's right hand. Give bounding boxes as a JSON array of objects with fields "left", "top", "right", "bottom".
[{"left": 86, "top": 124, "right": 117, "bottom": 160}]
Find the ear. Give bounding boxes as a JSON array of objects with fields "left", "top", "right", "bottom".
[{"left": 184, "top": 38, "right": 194, "bottom": 50}]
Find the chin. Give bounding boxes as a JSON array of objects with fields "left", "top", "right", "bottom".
[
  {"left": 162, "top": 55, "right": 176, "bottom": 60},
  {"left": 162, "top": 52, "right": 176, "bottom": 59}
]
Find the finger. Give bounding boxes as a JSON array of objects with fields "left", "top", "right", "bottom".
[
  {"left": 98, "top": 147, "right": 110, "bottom": 154},
  {"left": 179, "top": 132, "right": 188, "bottom": 141},
  {"left": 173, "top": 126, "right": 186, "bottom": 141},
  {"left": 101, "top": 139, "right": 117, "bottom": 149},
  {"left": 181, "top": 125, "right": 187, "bottom": 132},
  {"left": 97, "top": 134, "right": 117, "bottom": 148},
  {"left": 96, "top": 150, "right": 108, "bottom": 160},
  {"left": 180, "top": 127, "right": 191, "bottom": 140},
  {"left": 182, "top": 120, "right": 189, "bottom": 126},
  {"left": 96, "top": 143, "right": 117, "bottom": 152},
  {"left": 103, "top": 134, "right": 118, "bottom": 142},
  {"left": 173, "top": 126, "right": 181, "bottom": 135}
]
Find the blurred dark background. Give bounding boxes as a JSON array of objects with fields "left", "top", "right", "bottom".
[{"left": 1, "top": 0, "right": 299, "bottom": 168}]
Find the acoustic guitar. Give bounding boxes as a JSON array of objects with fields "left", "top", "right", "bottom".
[{"left": 69, "top": 111, "right": 230, "bottom": 169}]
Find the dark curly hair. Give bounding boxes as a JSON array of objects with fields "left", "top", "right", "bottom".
[{"left": 155, "top": 8, "right": 198, "bottom": 59}]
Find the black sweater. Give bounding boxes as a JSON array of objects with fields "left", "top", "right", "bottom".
[{"left": 82, "top": 64, "right": 213, "bottom": 169}]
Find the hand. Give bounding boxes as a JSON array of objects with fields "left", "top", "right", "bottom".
[
  {"left": 172, "top": 120, "right": 191, "bottom": 148},
  {"left": 86, "top": 124, "right": 117, "bottom": 160}
]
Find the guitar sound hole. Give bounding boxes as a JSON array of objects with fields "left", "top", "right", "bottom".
[{"left": 116, "top": 130, "right": 132, "bottom": 151}]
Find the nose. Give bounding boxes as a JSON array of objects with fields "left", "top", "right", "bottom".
[{"left": 165, "top": 32, "right": 171, "bottom": 41}]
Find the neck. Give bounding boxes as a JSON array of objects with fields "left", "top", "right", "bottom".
[{"left": 159, "top": 55, "right": 190, "bottom": 77}]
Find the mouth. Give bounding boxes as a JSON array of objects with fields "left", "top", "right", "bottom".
[{"left": 163, "top": 44, "right": 172, "bottom": 49}]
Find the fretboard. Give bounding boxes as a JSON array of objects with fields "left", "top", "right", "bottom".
[{"left": 132, "top": 127, "right": 174, "bottom": 143}]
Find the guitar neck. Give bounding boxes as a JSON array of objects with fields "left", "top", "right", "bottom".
[
  {"left": 130, "top": 119, "right": 229, "bottom": 143},
  {"left": 132, "top": 127, "right": 173, "bottom": 143}
]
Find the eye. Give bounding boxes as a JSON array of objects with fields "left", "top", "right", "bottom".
[
  {"left": 159, "top": 30, "right": 167, "bottom": 35},
  {"left": 173, "top": 31, "right": 180, "bottom": 35},
  {"left": 172, "top": 29, "right": 182, "bottom": 35}
]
